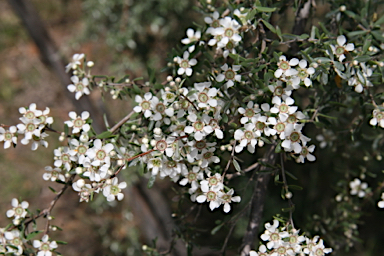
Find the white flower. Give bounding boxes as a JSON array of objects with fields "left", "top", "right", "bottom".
[
  {"left": 150, "top": 96, "right": 174, "bottom": 123},
  {"left": 216, "top": 63, "right": 241, "bottom": 88},
  {"left": 176, "top": 51, "right": 197, "bottom": 76},
  {"left": 65, "top": 111, "right": 91, "bottom": 134},
  {"left": 268, "top": 81, "right": 292, "bottom": 98},
  {"left": 65, "top": 53, "right": 85, "bottom": 72},
  {"left": 218, "top": 189, "right": 241, "bottom": 213},
  {"left": 378, "top": 192, "right": 384, "bottom": 208},
  {"left": 43, "top": 166, "right": 66, "bottom": 182},
  {"left": 193, "top": 81, "right": 218, "bottom": 108},
  {"left": 147, "top": 157, "right": 163, "bottom": 176},
  {"left": 19, "top": 103, "right": 42, "bottom": 122},
  {"left": 36, "top": 107, "right": 54, "bottom": 125},
  {"left": 86, "top": 139, "right": 114, "bottom": 167},
  {"left": 73, "top": 182, "right": 94, "bottom": 202},
  {"left": 67, "top": 75, "right": 91, "bottom": 100},
  {"left": 281, "top": 124, "right": 310, "bottom": 154},
  {"left": 270, "top": 96, "right": 298, "bottom": 115},
  {"left": 296, "top": 59, "right": 315, "bottom": 87},
  {"left": 298, "top": 144, "right": 316, "bottom": 163},
  {"left": 184, "top": 112, "right": 213, "bottom": 141},
  {"left": 331, "top": 35, "right": 354, "bottom": 62},
  {"left": 153, "top": 135, "right": 175, "bottom": 157},
  {"left": 205, "top": 11, "right": 220, "bottom": 33},
  {"left": 238, "top": 101, "right": 261, "bottom": 124},
  {"left": 196, "top": 179, "right": 222, "bottom": 211},
  {"left": 234, "top": 123, "right": 257, "bottom": 153},
  {"left": 181, "top": 28, "right": 201, "bottom": 45},
  {"left": 369, "top": 109, "right": 384, "bottom": 128},
  {"left": 349, "top": 178, "right": 368, "bottom": 198},
  {"left": 69, "top": 138, "right": 90, "bottom": 165},
  {"left": 217, "top": 17, "right": 242, "bottom": 46},
  {"left": 4, "top": 230, "right": 23, "bottom": 255},
  {"left": 179, "top": 166, "right": 204, "bottom": 193},
  {"left": 6, "top": 198, "right": 29, "bottom": 224},
  {"left": 0, "top": 126, "right": 17, "bottom": 149},
  {"left": 54, "top": 146, "right": 75, "bottom": 171},
  {"left": 198, "top": 147, "right": 220, "bottom": 168},
  {"left": 260, "top": 219, "right": 289, "bottom": 249},
  {"left": 305, "top": 238, "right": 333, "bottom": 256},
  {"left": 33, "top": 234, "right": 58, "bottom": 256},
  {"left": 134, "top": 92, "right": 153, "bottom": 118},
  {"left": 274, "top": 56, "right": 299, "bottom": 78},
  {"left": 16, "top": 119, "right": 44, "bottom": 145},
  {"left": 103, "top": 177, "right": 127, "bottom": 202}
]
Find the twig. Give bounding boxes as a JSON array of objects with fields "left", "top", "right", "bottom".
[
  {"left": 109, "top": 110, "right": 135, "bottom": 134},
  {"left": 280, "top": 153, "right": 295, "bottom": 229},
  {"left": 24, "top": 174, "right": 76, "bottom": 234}
]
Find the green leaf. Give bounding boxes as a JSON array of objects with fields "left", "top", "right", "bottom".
[
  {"left": 133, "top": 84, "right": 141, "bottom": 94},
  {"left": 255, "top": 6, "right": 276, "bottom": 12},
  {"left": 55, "top": 240, "right": 68, "bottom": 245},
  {"left": 321, "top": 73, "right": 328, "bottom": 85},
  {"left": 133, "top": 77, "right": 143, "bottom": 82},
  {"left": 233, "top": 159, "right": 242, "bottom": 172},
  {"left": 355, "top": 55, "right": 371, "bottom": 63},
  {"left": 276, "top": 26, "right": 282, "bottom": 40},
  {"left": 285, "top": 170, "right": 298, "bottom": 180},
  {"left": 372, "top": 30, "right": 384, "bottom": 41},
  {"left": 315, "top": 57, "right": 332, "bottom": 63},
  {"left": 25, "top": 231, "right": 42, "bottom": 240},
  {"left": 333, "top": 61, "right": 345, "bottom": 72},
  {"left": 96, "top": 131, "right": 113, "bottom": 139},
  {"left": 318, "top": 113, "right": 337, "bottom": 120},
  {"left": 374, "top": 15, "right": 384, "bottom": 26},
  {"left": 288, "top": 185, "right": 303, "bottom": 190},
  {"left": 261, "top": 19, "right": 276, "bottom": 33},
  {"left": 347, "top": 30, "right": 367, "bottom": 37},
  {"left": 275, "top": 141, "right": 282, "bottom": 153},
  {"left": 362, "top": 35, "right": 372, "bottom": 54},
  {"left": 147, "top": 175, "right": 156, "bottom": 188},
  {"left": 211, "top": 223, "right": 224, "bottom": 235},
  {"left": 49, "top": 186, "right": 56, "bottom": 193}
]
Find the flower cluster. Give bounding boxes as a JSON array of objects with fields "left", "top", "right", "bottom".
[
  {"left": 349, "top": 178, "right": 369, "bottom": 198},
  {"left": 1, "top": 199, "right": 59, "bottom": 255},
  {"left": 206, "top": 11, "right": 243, "bottom": 58},
  {"left": 249, "top": 219, "right": 333, "bottom": 256},
  {"left": 0, "top": 103, "right": 53, "bottom": 150},
  {"left": 66, "top": 53, "right": 94, "bottom": 100},
  {"left": 131, "top": 79, "right": 241, "bottom": 212}
]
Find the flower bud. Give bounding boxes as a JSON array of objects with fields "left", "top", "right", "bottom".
[
  {"left": 175, "top": 77, "right": 181, "bottom": 83},
  {"left": 76, "top": 167, "right": 83, "bottom": 174},
  {"left": 339, "top": 5, "right": 346, "bottom": 12},
  {"left": 167, "top": 76, "right": 173, "bottom": 82},
  {"left": 173, "top": 57, "right": 178, "bottom": 62},
  {"left": 154, "top": 128, "right": 162, "bottom": 135},
  {"left": 76, "top": 179, "right": 85, "bottom": 188},
  {"left": 87, "top": 61, "right": 94, "bottom": 67}
]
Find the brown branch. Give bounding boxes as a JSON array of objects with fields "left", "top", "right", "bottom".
[
  {"left": 240, "top": 145, "right": 277, "bottom": 256},
  {"left": 109, "top": 110, "right": 136, "bottom": 134},
  {"left": 24, "top": 174, "right": 76, "bottom": 234}
]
